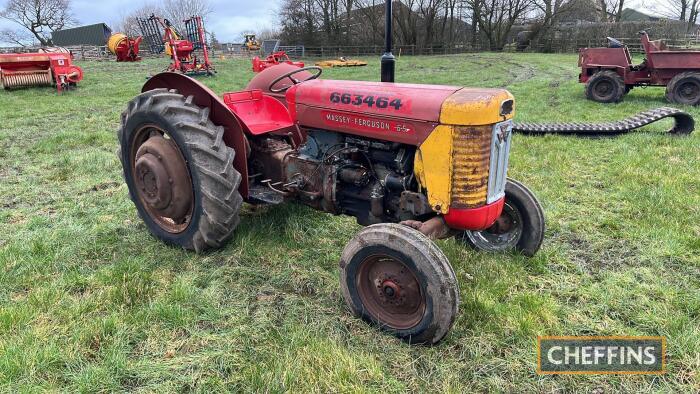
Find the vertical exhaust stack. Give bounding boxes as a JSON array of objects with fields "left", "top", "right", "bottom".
[{"left": 381, "top": 0, "right": 396, "bottom": 82}]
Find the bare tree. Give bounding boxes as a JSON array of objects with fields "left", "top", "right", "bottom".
[
  {"left": 0, "top": 27, "right": 35, "bottom": 46},
  {"left": 0, "top": 0, "right": 76, "bottom": 46},
  {"left": 113, "top": 4, "right": 164, "bottom": 36},
  {"left": 597, "top": 0, "right": 625, "bottom": 22},
  {"left": 468, "top": 0, "right": 534, "bottom": 50},
  {"left": 161, "top": 0, "right": 212, "bottom": 34},
  {"left": 649, "top": 0, "right": 700, "bottom": 31}
]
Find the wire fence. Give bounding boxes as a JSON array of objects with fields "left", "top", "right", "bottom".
[{"left": 2, "top": 36, "right": 699, "bottom": 60}]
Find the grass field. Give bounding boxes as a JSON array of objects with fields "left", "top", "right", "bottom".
[{"left": 0, "top": 53, "right": 698, "bottom": 392}]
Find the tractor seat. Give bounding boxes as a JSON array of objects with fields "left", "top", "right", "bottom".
[{"left": 223, "top": 89, "right": 294, "bottom": 135}]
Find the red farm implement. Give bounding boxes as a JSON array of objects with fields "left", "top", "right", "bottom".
[
  {"left": 0, "top": 48, "right": 83, "bottom": 93},
  {"left": 252, "top": 51, "right": 304, "bottom": 73},
  {"left": 108, "top": 33, "right": 143, "bottom": 62},
  {"left": 138, "top": 14, "right": 214, "bottom": 76},
  {"left": 579, "top": 31, "right": 700, "bottom": 105}
]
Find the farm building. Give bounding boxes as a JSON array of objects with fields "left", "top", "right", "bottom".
[{"left": 51, "top": 23, "right": 113, "bottom": 46}]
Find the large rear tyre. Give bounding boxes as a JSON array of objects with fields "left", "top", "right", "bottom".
[
  {"left": 666, "top": 72, "right": 700, "bottom": 106},
  {"left": 585, "top": 70, "right": 625, "bottom": 103},
  {"left": 118, "top": 88, "right": 243, "bottom": 252},
  {"left": 339, "top": 224, "right": 459, "bottom": 345},
  {"left": 456, "top": 179, "right": 545, "bottom": 257}
]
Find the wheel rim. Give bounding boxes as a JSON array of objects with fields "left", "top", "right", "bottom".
[
  {"left": 593, "top": 79, "right": 614, "bottom": 100},
  {"left": 464, "top": 201, "right": 523, "bottom": 251},
  {"left": 677, "top": 80, "right": 700, "bottom": 103},
  {"left": 130, "top": 124, "right": 194, "bottom": 234},
  {"left": 356, "top": 254, "right": 425, "bottom": 330}
]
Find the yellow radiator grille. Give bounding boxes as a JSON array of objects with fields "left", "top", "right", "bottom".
[{"left": 451, "top": 126, "right": 491, "bottom": 209}]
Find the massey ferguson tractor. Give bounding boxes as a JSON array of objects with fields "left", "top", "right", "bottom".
[
  {"left": 118, "top": 1, "right": 545, "bottom": 345},
  {"left": 580, "top": 31, "right": 700, "bottom": 105}
]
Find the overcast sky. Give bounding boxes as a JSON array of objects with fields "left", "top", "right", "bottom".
[
  {"left": 0, "top": 0, "right": 655, "bottom": 46},
  {"left": 0, "top": 0, "right": 284, "bottom": 44}
]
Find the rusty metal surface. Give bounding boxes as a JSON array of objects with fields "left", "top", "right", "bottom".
[
  {"left": 132, "top": 130, "right": 194, "bottom": 233},
  {"left": 356, "top": 254, "right": 425, "bottom": 330},
  {"left": 399, "top": 217, "right": 454, "bottom": 240},
  {"left": 450, "top": 126, "right": 491, "bottom": 209},
  {"left": 514, "top": 107, "right": 694, "bottom": 136},
  {"left": 143, "top": 72, "right": 251, "bottom": 197}
]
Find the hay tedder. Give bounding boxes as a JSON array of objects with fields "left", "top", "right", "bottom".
[
  {"left": 138, "top": 14, "right": 214, "bottom": 76},
  {"left": 252, "top": 51, "right": 304, "bottom": 73},
  {"left": 107, "top": 33, "right": 143, "bottom": 62},
  {"left": 0, "top": 48, "right": 83, "bottom": 93}
]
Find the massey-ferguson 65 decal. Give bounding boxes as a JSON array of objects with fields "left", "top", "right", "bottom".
[{"left": 323, "top": 110, "right": 413, "bottom": 134}]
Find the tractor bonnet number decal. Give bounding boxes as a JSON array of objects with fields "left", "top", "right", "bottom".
[
  {"left": 322, "top": 111, "right": 413, "bottom": 134},
  {"left": 329, "top": 92, "right": 405, "bottom": 110}
]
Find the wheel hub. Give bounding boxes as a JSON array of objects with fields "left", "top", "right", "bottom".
[
  {"left": 357, "top": 256, "right": 425, "bottom": 330},
  {"left": 463, "top": 201, "right": 523, "bottom": 251},
  {"left": 133, "top": 133, "right": 193, "bottom": 229},
  {"left": 595, "top": 80, "right": 612, "bottom": 97},
  {"left": 679, "top": 82, "right": 699, "bottom": 100}
]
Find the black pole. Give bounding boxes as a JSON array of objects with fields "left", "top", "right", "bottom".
[{"left": 380, "top": 0, "right": 395, "bottom": 82}]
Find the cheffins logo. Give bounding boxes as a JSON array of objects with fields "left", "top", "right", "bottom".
[{"left": 537, "top": 336, "right": 666, "bottom": 375}]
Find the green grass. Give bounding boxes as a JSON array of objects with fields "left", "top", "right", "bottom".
[{"left": 0, "top": 53, "right": 698, "bottom": 392}]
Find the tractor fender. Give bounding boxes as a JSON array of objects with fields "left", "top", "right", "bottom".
[{"left": 142, "top": 72, "right": 251, "bottom": 197}]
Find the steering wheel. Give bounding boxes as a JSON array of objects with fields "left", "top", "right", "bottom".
[{"left": 269, "top": 66, "right": 323, "bottom": 93}]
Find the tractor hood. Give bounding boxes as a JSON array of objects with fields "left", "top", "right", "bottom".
[{"left": 289, "top": 79, "right": 514, "bottom": 145}]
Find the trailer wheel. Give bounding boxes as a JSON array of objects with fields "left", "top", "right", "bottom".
[
  {"left": 585, "top": 70, "right": 625, "bottom": 103},
  {"left": 456, "top": 179, "right": 545, "bottom": 257},
  {"left": 339, "top": 224, "right": 459, "bottom": 345},
  {"left": 666, "top": 72, "right": 700, "bottom": 106},
  {"left": 118, "top": 88, "right": 243, "bottom": 252}
]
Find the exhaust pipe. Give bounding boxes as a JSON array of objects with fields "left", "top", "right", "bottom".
[{"left": 380, "top": 0, "right": 395, "bottom": 83}]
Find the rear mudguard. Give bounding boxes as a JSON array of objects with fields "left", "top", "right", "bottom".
[{"left": 143, "top": 72, "right": 251, "bottom": 197}]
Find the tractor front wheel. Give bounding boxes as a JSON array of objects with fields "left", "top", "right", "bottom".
[
  {"left": 339, "top": 224, "right": 459, "bottom": 345},
  {"left": 118, "top": 88, "right": 243, "bottom": 252},
  {"left": 585, "top": 70, "right": 625, "bottom": 103},
  {"left": 666, "top": 72, "right": 700, "bottom": 106},
  {"left": 456, "top": 179, "right": 545, "bottom": 257}
]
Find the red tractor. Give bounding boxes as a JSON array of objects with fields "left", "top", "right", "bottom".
[
  {"left": 117, "top": 2, "right": 545, "bottom": 344},
  {"left": 579, "top": 31, "right": 700, "bottom": 105}
]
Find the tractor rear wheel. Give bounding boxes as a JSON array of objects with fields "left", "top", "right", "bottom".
[
  {"left": 455, "top": 179, "right": 545, "bottom": 257},
  {"left": 585, "top": 70, "right": 625, "bottom": 103},
  {"left": 339, "top": 224, "right": 459, "bottom": 345},
  {"left": 118, "top": 88, "right": 243, "bottom": 252},
  {"left": 666, "top": 72, "right": 700, "bottom": 106}
]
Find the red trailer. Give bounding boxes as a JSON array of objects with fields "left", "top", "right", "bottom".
[
  {"left": 579, "top": 31, "right": 700, "bottom": 105},
  {"left": 0, "top": 48, "right": 83, "bottom": 93}
]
